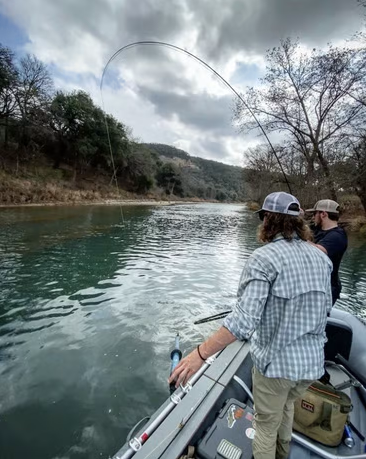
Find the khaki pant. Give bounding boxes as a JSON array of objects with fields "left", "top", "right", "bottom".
[{"left": 252, "top": 367, "right": 312, "bottom": 459}]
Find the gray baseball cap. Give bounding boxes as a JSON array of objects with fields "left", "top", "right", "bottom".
[
  {"left": 305, "top": 199, "right": 339, "bottom": 214},
  {"left": 256, "top": 192, "right": 301, "bottom": 216}
]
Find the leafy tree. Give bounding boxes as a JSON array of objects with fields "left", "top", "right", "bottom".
[
  {"left": 49, "top": 90, "right": 129, "bottom": 180},
  {"left": 88, "top": 109, "right": 130, "bottom": 172},
  {"left": 49, "top": 90, "right": 94, "bottom": 174},
  {"left": 216, "top": 189, "right": 228, "bottom": 201},
  {"left": 156, "top": 162, "right": 184, "bottom": 196},
  {"left": 117, "top": 143, "right": 156, "bottom": 193}
]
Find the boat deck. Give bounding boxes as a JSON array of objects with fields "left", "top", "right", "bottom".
[
  {"left": 114, "top": 309, "right": 366, "bottom": 459},
  {"left": 290, "top": 363, "right": 366, "bottom": 458}
]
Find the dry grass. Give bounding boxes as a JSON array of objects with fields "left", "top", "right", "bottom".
[
  {"left": 344, "top": 215, "right": 366, "bottom": 232},
  {"left": 246, "top": 201, "right": 260, "bottom": 211},
  {"left": 339, "top": 194, "right": 365, "bottom": 216},
  {"left": 0, "top": 169, "right": 133, "bottom": 205},
  {"left": 0, "top": 168, "right": 201, "bottom": 206}
]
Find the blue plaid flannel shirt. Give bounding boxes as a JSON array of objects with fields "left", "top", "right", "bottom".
[{"left": 223, "top": 236, "right": 333, "bottom": 381}]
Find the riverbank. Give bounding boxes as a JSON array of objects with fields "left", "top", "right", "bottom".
[
  {"left": 2, "top": 169, "right": 366, "bottom": 234},
  {"left": 0, "top": 168, "right": 208, "bottom": 208},
  {"left": 0, "top": 199, "right": 204, "bottom": 208}
]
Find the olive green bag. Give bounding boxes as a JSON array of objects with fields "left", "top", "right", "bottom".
[{"left": 293, "top": 381, "right": 352, "bottom": 446}]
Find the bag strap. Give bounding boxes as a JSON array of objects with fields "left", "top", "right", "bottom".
[
  {"left": 179, "top": 446, "right": 195, "bottom": 459},
  {"left": 308, "top": 401, "right": 332, "bottom": 431}
]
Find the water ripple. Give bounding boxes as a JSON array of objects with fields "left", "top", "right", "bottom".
[{"left": 0, "top": 203, "right": 364, "bottom": 459}]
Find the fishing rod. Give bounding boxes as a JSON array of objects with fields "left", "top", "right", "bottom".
[
  {"left": 169, "top": 332, "right": 182, "bottom": 394},
  {"left": 101, "top": 43, "right": 292, "bottom": 458},
  {"left": 194, "top": 310, "right": 232, "bottom": 325},
  {"left": 101, "top": 42, "right": 293, "bottom": 326},
  {"left": 100, "top": 41, "right": 293, "bottom": 195},
  {"left": 118, "top": 351, "right": 220, "bottom": 459}
]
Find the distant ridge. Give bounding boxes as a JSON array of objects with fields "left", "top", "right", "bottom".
[{"left": 143, "top": 143, "right": 245, "bottom": 201}]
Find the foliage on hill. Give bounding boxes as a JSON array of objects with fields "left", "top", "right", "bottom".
[{"left": 143, "top": 143, "right": 246, "bottom": 201}]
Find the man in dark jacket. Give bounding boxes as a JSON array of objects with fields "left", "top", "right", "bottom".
[{"left": 306, "top": 199, "right": 348, "bottom": 305}]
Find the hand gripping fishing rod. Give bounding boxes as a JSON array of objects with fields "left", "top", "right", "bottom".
[
  {"left": 117, "top": 352, "right": 220, "bottom": 459},
  {"left": 169, "top": 332, "right": 182, "bottom": 394},
  {"left": 100, "top": 41, "right": 293, "bottom": 196}
]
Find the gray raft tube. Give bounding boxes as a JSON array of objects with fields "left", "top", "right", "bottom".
[{"left": 115, "top": 309, "right": 366, "bottom": 459}]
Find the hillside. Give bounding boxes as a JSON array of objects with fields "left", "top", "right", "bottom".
[
  {"left": 0, "top": 43, "right": 247, "bottom": 205},
  {"left": 143, "top": 143, "right": 246, "bottom": 201},
  {"left": 0, "top": 142, "right": 248, "bottom": 205}
]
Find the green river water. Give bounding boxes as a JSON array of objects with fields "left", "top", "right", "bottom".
[{"left": 0, "top": 203, "right": 365, "bottom": 459}]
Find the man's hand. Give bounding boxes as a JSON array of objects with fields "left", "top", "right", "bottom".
[
  {"left": 168, "top": 348, "right": 204, "bottom": 388},
  {"left": 168, "top": 327, "right": 237, "bottom": 389}
]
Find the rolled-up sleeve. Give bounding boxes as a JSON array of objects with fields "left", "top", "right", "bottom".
[{"left": 223, "top": 255, "right": 272, "bottom": 341}]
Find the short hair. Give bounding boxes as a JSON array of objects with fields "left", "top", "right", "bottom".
[{"left": 327, "top": 211, "right": 339, "bottom": 221}]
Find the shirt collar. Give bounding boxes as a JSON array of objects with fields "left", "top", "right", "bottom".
[{"left": 272, "top": 232, "right": 299, "bottom": 242}]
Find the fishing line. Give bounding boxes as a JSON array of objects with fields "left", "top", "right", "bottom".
[
  {"left": 100, "top": 41, "right": 293, "bottom": 204},
  {"left": 100, "top": 89, "right": 125, "bottom": 224}
]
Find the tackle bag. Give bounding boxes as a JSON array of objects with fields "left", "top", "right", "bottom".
[{"left": 293, "top": 381, "right": 352, "bottom": 446}]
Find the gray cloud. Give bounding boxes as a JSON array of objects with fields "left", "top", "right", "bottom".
[
  {"left": 1, "top": 0, "right": 190, "bottom": 74},
  {"left": 195, "top": 138, "right": 234, "bottom": 162},
  {"left": 189, "top": 0, "right": 364, "bottom": 61},
  {"left": 138, "top": 85, "right": 234, "bottom": 136},
  {"left": 3, "top": 0, "right": 363, "bottom": 73},
  {"left": 106, "top": 45, "right": 194, "bottom": 93},
  {"left": 1, "top": 0, "right": 365, "bottom": 165}
]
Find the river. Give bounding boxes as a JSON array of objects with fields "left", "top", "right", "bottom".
[{"left": 0, "top": 203, "right": 365, "bottom": 459}]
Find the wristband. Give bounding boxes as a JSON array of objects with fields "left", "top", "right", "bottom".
[{"left": 197, "top": 345, "right": 205, "bottom": 361}]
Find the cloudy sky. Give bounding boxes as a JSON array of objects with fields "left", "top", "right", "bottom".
[{"left": 0, "top": 0, "right": 364, "bottom": 165}]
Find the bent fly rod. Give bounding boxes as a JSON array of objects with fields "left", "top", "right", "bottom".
[
  {"left": 101, "top": 42, "right": 293, "bottom": 459},
  {"left": 100, "top": 41, "right": 293, "bottom": 196}
]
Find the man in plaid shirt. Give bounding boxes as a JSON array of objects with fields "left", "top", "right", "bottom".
[{"left": 169, "top": 192, "right": 332, "bottom": 459}]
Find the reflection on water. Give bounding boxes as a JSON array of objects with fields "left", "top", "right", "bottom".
[{"left": 0, "top": 203, "right": 365, "bottom": 459}]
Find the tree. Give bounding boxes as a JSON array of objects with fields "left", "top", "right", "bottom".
[
  {"left": 50, "top": 90, "right": 94, "bottom": 174},
  {"left": 0, "top": 44, "right": 18, "bottom": 147},
  {"left": 49, "top": 90, "right": 131, "bottom": 181},
  {"left": 88, "top": 110, "right": 130, "bottom": 172},
  {"left": 235, "top": 39, "right": 366, "bottom": 200},
  {"left": 156, "top": 162, "right": 183, "bottom": 196},
  {"left": 340, "top": 138, "right": 366, "bottom": 213},
  {"left": 215, "top": 189, "right": 228, "bottom": 201},
  {"left": 242, "top": 144, "right": 285, "bottom": 202},
  {"left": 117, "top": 143, "right": 156, "bottom": 193},
  {"left": 14, "top": 54, "right": 53, "bottom": 150}
]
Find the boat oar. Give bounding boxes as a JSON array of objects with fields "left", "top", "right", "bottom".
[
  {"left": 169, "top": 332, "right": 182, "bottom": 394},
  {"left": 194, "top": 310, "right": 232, "bottom": 325}
]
